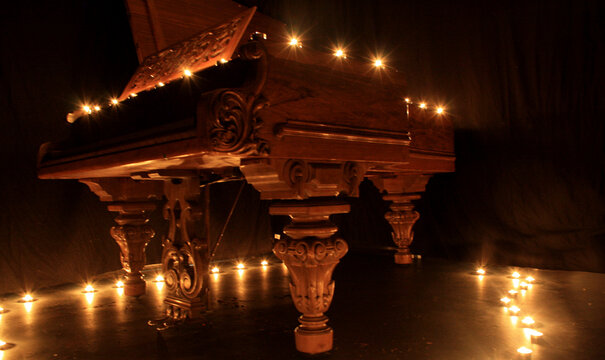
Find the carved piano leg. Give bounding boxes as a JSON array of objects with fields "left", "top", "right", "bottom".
[
  {"left": 270, "top": 200, "right": 350, "bottom": 354},
  {"left": 108, "top": 202, "right": 156, "bottom": 296},
  {"left": 80, "top": 178, "right": 163, "bottom": 296},
  {"left": 384, "top": 194, "right": 420, "bottom": 265},
  {"left": 369, "top": 174, "right": 431, "bottom": 264},
  {"left": 161, "top": 178, "right": 209, "bottom": 321}
]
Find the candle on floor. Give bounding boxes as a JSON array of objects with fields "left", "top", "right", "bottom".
[
  {"left": 211, "top": 266, "right": 220, "bottom": 273},
  {"left": 83, "top": 285, "right": 95, "bottom": 293},
  {"left": 476, "top": 268, "right": 486, "bottom": 275},
  {"left": 22, "top": 294, "right": 34, "bottom": 302},
  {"left": 520, "top": 281, "right": 529, "bottom": 290},
  {"left": 512, "top": 272, "right": 521, "bottom": 279},
  {"left": 512, "top": 279, "right": 520, "bottom": 288},
  {"left": 508, "top": 305, "right": 521, "bottom": 315},
  {"left": 500, "top": 297, "right": 512, "bottom": 305},
  {"left": 517, "top": 346, "right": 532, "bottom": 358},
  {"left": 155, "top": 275, "right": 165, "bottom": 282},
  {"left": 236, "top": 263, "right": 245, "bottom": 269},
  {"left": 261, "top": 260, "right": 269, "bottom": 266},
  {"left": 521, "top": 316, "right": 535, "bottom": 327},
  {"left": 115, "top": 281, "right": 124, "bottom": 288},
  {"left": 524, "top": 329, "right": 543, "bottom": 343},
  {"left": 508, "top": 289, "right": 519, "bottom": 298}
]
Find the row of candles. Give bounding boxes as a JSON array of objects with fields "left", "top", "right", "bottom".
[
  {"left": 70, "top": 33, "right": 448, "bottom": 123},
  {"left": 0, "top": 259, "right": 272, "bottom": 356},
  {"left": 476, "top": 267, "right": 543, "bottom": 358}
]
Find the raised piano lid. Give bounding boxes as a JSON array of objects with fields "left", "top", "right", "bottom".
[{"left": 38, "top": 0, "right": 454, "bottom": 179}]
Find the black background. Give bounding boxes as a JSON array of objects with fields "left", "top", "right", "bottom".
[{"left": 1, "top": 0, "right": 603, "bottom": 294}]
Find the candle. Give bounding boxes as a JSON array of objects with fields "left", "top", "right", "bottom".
[
  {"left": 508, "top": 289, "right": 519, "bottom": 298},
  {"left": 512, "top": 272, "right": 521, "bottom": 279},
  {"left": 526, "top": 276, "right": 535, "bottom": 283},
  {"left": 155, "top": 275, "right": 165, "bottom": 282},
  {"left": 521, "top": 316, "right": 535, "bottom": 327},
  {"left": 520, "top": 281, "right": 529, "bottom": 290},
  {"left": 115, "top": 281, "right": 124, "bottom": 288},
  {"left": 524, "top": 329, "right": 543, "bottom": 343},
  {"left": 211, "top": 266, "right": 220, "bottom": 273},
  {"left": 500, "top": 297, "right": 512, "bottom": 305},
  {"left": 22, "top": 294, "right": 34, "bottom": 302},
  {"left": 236, "top": 263, "right": 245, "bottom": 269},
  {"left": 83, "top": 285, "right": 95, "bottom": 293},
  {"left": 476, "top": 268, "right": 486, "bottom": 275},
  {"left": 517, "top": 346, "right": 532, "bottom": 358},
  {"left": 261, "top": 260, "right": 269, "bottom": 266},
  {"left": 508, "top": 305, "right": 521, "bottom": 315},
  {"left": 512, "top": 279, "right": 520, "bottom": 288}
]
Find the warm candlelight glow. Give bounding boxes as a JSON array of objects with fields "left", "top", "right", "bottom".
[
  {"left": 212, "top": 273, "right": 219, "bottom": 281},
  {"left": 436, "top": 107, "right": 445, "bottom": 114},
  {"left": 478, "top": 275, "right": 484, "bottom": 281},
  {"left": 520, "top": 281, "right": 529, "bottom": 289},
  {"left": 83, "top": 284, "right": 95, "bottom": 293},
  {"left": 512, "top": 279, "right": 520, "bottom": 288},
  {"left": 512, "top": 271, "right": 521, "bottom": 278},
  {"left": 526, "top": 276, "right": 535, "bottom": 282},
  {"left": 116, "top": 280, "right": 124, "bottom": 288},
  {"left": 521, "top": 316, "right": 535, "bottom": 326},
  {"left": 93, "top": 105, "right": 101, "bottom": 111},
  {"left": 404, "top": 98, "right": 411, "bottom": 103},
  {"left": 158, "top": 82, "right": 165, "bottom": 87},
  {"left": 184, "top": 69, "right": 193, "bottom": 77},
  {"left": 373, "top": 59, "right": 383, "bottom": 68},
  {"left": 524, "top": 328, "right": 543, "bottom": 341},
  {"left": 85, "top": 292, "right": 94, "bottom": 305},
  {"left": 476, "top": 268, "right": 486, "bottom": 275},
  {"left": 508, "top": 289, "right": 519, "bottom": 297},
  {"left": 288, "top": 37, "right": 302, "bottom": 47},
  {"left": 237, "top": 269, "right": 245, "bottom": 277},
  {"left": 500, "top": 297, "right": 511, "bottom": 305},
  {"left": 419, "top": 103, "right": 427, "bottom": 109},
  {"left": 111, "top": 98, "right": 119, "bottom": 105},
  {"left": 155, "top": 281, "right": 164, "bottom": 291},
  {"left": 130, "top": 93, "right": 137, "bottom": 97},
  {"left": 220, "top": 58, "right": 228, "bottom": 63},
  {"left": 517, "top": 346, "right": 532, "bottom": 355},
  {"left": 211, "top": 266, "right": 220, "bottom": 273},
  {"left": 334, "top": 49, "right": 346, "bottom": 58},
  {"left": 24, "top": 302, "right": 33, "bottom": 313},
  {"left": 155, "top": 275, "right": 165, "bottom": 282},
  {"left": 117, "top": 288, "right": 124, "bottom": 296},
  {"left": 82, "top": 105, "right": 92, "bottom": 114},
  {"left": 261, "top": 260, "right": 269, "bottom": 266},
  {"left": 22, "top": 294, "right": 34, "bottom": 302},
  {"left": 0, "top": 341, "right": 5, "bottom": 346},
  {"left": 236, "top": 263, "right": 245, "bottom": 269},
  {"left": 510, "top": 315, "right": 518, "bottom": 326},
  {"left": 508, "top": 305, "right": 521, "bottom": 314}
]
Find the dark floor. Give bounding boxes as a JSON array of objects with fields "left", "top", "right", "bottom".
[{"left": 1, "top": 252, "right": 604, "bottom": 359}]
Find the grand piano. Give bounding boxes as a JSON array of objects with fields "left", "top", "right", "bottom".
[{"left": 37, "top": 1, "right": 454, "bottom": 354}]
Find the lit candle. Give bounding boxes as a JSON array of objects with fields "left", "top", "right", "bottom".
[
  {"left": 236, "top": 263, "right": 245, "bottom": 269},
  {"left": 334, "top": 49, "right": 346, "bottom": 58},
  {"left": 211, "top": 266, "right": 220, "bottom": 273},
  {"left": 93, "top": 105, "right": 101, "bottom": 111},
  {"left": 130, "top": 93, "right": 137, "bottom": 97},
  {"left": 436, "top": 107, "right": 445, "bottom": 114},
  {"left": 508, "top": 289, "right": 519, "bottom": 298},
  {"left": 521, "top": 316, "right": 535, "bottom": 327},
  {"left": 512, "top": 279, "right": 520, "bottom": 288},
  {"left": 85, "top": 292, "right": 94, "bottom": 305},
  {"left": 111, "top": 98, "right": 119, "bottom": 105},
  {"left": 526, "top": 276, "right": 535, "bottom": 283},
  {"left": 404, "top": 98, "right": 411, "bottom": 103},
  {"left": 476, "top": 268, "right": 486, "bottom": 275},
  {"left": 219, "top": 58, "right": 228, "bottom": 63},
  {"left": 508, "top": 305, "right": 521, "bottom": 315},
  {"left": 155, "top": 281, "right": 164, "bottom": 291},
  {"left": 155, "top": 275, "right": 165, "bottom": 282},
  {"left": 82, "top": 105, "right": 92, "bottom": 114},
  {"left": 115, "top": 281, "right": 124, "bottom": 288},
  {"left": 517, "top": 346, "right": 532, "bottom": 358},
  {"left": 117, "top": 287, "right": 124, "bottom": 296},
  {"left": 83, "top": 284, "right": 95, "bottom": 293},
  {"left": 419, "top": 103, "right": 427, "bottom": 109},
  {"left": 512, "top": 271, "right": 521, "bottom": 279},
  {"left": 524, "top": 329, "right": 543, "bottom": 343},
  {"left": 158, "top": 82, "right": 165, "bottom": 87},
  {"left": 373, "top": 59, "right": 384, "bottom": 68},
  {"left": 261, "top": 260, "right": 269, "bottom": 266},
  {"left": 22, "top": 294, "right": 34, "bottom": 302},
  {"left": 183, "top": 69, "right": 192, "bottom": 77},
  {"left": 500, "top": 297, "right": 512, "bottom": 305}
]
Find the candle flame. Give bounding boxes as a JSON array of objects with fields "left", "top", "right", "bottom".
[
  {"left": 476, "top": 268, "right": 486, "bottom": 275},
  {"left": 116, "top": 281, "right": 124, "bottom": 288},
  {"left": 211, "top": 266, "right": 220, "bottom": 273},
  {"left": 236, "top": 263, "right": 245, "bottom": 269},
  {"left": 436, "top": 107, "right": 445, "bottom": 114},
  {"left": 508, "top": 305, "right": 520, "bottom": 314},
  {"left": 500, "top": 297, "right": 511, "bottom": 304},
  {"left": 517, "top": 347, "right": 532, "bottom": 354},
  {"left": 373, "top": 59, "right": 383, "bottom": 68},
  {"left": 84, "top": 284, "right": 95, "bottom": 293},
  {"left": 184, "top": 69, "right": 192, "bottom": 77},
  {"left": 521, "top": 316, "right": 535, "bottom": 326},
  {"left": 155, "top": 275, "right": 165, "bottom": 282},
  {"left": 261, "top": 260, "right": 269, "bottom": 266},
  {"left": 22, "top": 294, "right": 34, "bottom": 302},
  {"left": 419, "top": 103, "right": 427, "bottom": 109},
  {"left": 526, "top": 276, "right": 535, "bottom": 282},
  {"left": 334, "top": 49, "right": 345, "bottom": 58},
  {"left": 512, "top": 271, "right": 521, "bottom": 278}
]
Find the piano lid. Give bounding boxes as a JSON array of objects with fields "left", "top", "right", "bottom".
[{"left": 118, "top": 7, "right": 255, "bottom": 101}]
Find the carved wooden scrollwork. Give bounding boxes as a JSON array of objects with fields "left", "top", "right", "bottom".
[
  {"left": 341, "top": 161, "right": 363, "bottom": 196},
  {"left": 207, "top": 90, "right": 268, "bottom": 155},
  {"left": 161, "top": 179, "right": 208, "bottom": 320}
]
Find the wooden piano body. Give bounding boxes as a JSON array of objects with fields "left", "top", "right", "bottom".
[{"left": 37, "top": 2, "right": 454, "bottom": 354}]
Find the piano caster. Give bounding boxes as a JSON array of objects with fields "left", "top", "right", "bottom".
[{"left": 271, "top": 200, "right": 350, "bottom": 355}]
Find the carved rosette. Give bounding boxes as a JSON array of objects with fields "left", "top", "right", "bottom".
[
  {"left": 384, "top": 199, "right": 420, "bottom": 264},
  {"left": 270, "top": 201, "right": 350, "bottom": 354},
  {"left": 161, "top": 179, "right": 208, "bottom": 320}
]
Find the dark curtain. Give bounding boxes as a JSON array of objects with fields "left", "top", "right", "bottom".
[
  {"left": 1, "top": 0, "right": 604, "bottom": 294},
  {"left": 253, "top": 0, "right": 605, "bottom": 271}
]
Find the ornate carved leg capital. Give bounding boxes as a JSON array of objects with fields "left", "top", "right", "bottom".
[
  {"left": 108, "top": 202, "right": 156, "bottom": 296},
  {"left": 384, "top": 194, "right": 421, "bottom": 264},
  {"left": 270, "top": 200, "right": 350, "bottom": 354}
]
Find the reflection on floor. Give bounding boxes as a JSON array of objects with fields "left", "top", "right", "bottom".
[{"left": 1, "top": 252, "right": 604, "bottom": 359}]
